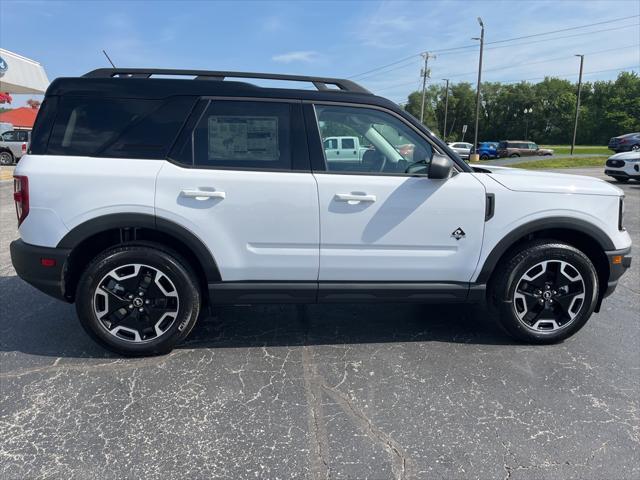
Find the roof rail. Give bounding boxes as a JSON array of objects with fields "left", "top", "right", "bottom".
[{"left": 83, "top": 68, "right": 371, "bottom": 94}]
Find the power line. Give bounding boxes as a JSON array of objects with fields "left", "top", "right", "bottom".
[
  {"left": 444, "top": 43, "right": 640, "bottom": 79},
  {"left": 357, "top": 39, "right": 639, "bottom": 85},
  {"left": 347, "top": 15, "right": 639, "bottom": 79}
]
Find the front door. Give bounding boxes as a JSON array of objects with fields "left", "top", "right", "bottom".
[
  {"left": 310, "top": 104, "right": 487, "bottom": 282},
  {"left": 156, "top": 99, "right": 319, "bottom": 282}
]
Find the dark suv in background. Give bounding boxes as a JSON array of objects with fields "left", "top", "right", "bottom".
[
  {"left": 497, "top": 141, "right": 554, "bottom": 158},
  {"left": 608, "top": 133, "right": 640, "bottom": 153}
]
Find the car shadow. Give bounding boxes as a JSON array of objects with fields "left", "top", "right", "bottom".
[{"left": 0, "top": 275, "right": 517, "bottom": 360}]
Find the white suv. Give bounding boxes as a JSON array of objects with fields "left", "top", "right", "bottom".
[{"left": 10, "top": 69, "right": 632, "bottom": 356}]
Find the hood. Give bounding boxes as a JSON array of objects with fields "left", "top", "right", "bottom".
[
  {"left": 476, "top": 165, "right": 623, "bottom": 196},
  {"left": 609, "top": 151, "right": 640, "bottom": 161}
]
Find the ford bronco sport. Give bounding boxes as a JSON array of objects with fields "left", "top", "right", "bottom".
[{"left": 10, "top": 69, "right": 632, "bottom": 356}]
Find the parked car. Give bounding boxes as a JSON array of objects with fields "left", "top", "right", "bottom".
[
  {"left": 478, "top": 142, "right": 499, "bottom": 160},
  {"left": 608, "top": 132, "right": 640, "bottom": 153},
  {"left": 0, "top": 129, "right": 30, "bottom": 165},
  {"left": 497, "top": 141, "right": 554, "bottom": 158},
  {"left": 604, "top": 151, "right": 640, "bottom": 183},
  {"left": 448, "top": 142, "right": 473, "bottom": 159},
  {"left": 323, "top": 136, "right": 371, "bottom": 163},
  {"left": 10, "top": 68, "right": 631, "bottom": 355}
]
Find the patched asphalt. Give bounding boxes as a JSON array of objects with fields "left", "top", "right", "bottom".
[{"left": 1, "top": 169, "right": 638, "bottom": 479}]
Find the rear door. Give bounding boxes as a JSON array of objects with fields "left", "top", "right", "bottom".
[
  {"left": 156, "top": 99, "right": 320, "bottom": 284},
  {"left": 308, "top": 103, "right": 486, "bottom": 283}
]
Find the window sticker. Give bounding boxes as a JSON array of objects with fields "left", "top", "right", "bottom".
[{"left": 208, "top": 116, "right": 279, "bottom": 161}]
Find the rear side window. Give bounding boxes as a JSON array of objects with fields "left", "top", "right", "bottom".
[
  {"left": 175, "top": 100, "right": 292, "bottom": 170},
  {"left": 341, "top": 138, "right": 355, "bottom": 149},
  {"left": 46, "top": 96, "right": 195, "bottom": 158}
]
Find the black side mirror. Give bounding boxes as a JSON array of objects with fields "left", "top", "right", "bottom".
[{"left": 428, "top": 153, "right": 453, "bottom": 179}]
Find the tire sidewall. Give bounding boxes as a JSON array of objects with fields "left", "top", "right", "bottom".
[
  {"left": 76, "top": 246, "right": 200, "bottom": 356},
  {"left": 497, "top": 244, "right": 598, "bottom": 343},
  {"left": 0, "top": 150, "right": 13, "bottom": 165}
]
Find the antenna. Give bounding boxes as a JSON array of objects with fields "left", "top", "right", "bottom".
[{"left": 102, "top": 50, "right": 116, "bottom": 68}]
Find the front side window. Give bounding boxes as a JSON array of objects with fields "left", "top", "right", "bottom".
[
  {"left": 324, "top": 138, "right": 338, "bottom": 149},
  {"left": 314, "top": 104, "right": 433, "bottom": 174},
  {"left": 184, "top": 100, "right": 292, "bottom": 170},
  {"left": 2, "top": 131, "right": 18, "bottom": 141}
]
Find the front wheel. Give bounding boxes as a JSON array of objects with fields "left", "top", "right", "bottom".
[
  {"left": 632, "top": 144, "right": 639, "bottom": 151},
  {"left": 509, "top": 153, "right": 520, "bottom": 158},
  {"left": 489, "top": 241, "right": 598, "bottom": 344},
  {"left": 480, "top": 154, "right": 489, "bottom": 160},
  {"left": 76, "top": 245, "right": 201, "bottom": 356}
]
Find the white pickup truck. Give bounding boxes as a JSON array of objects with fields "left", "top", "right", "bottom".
[{"left": 323, "top": 136, "right": 370, "bottom": 162}]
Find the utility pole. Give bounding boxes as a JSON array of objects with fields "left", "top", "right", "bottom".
[
  {"left": 420, "top": 52, "right": 434, "bottom": 123},
  {"left": 570, "top": 54, "right": 584, "bottom": 155},
  {"left": 471, "top": 17, "right": 484, "bottom": 162},
  {"left": 442, "top": 78, "right": 450, "bottom": 141}
]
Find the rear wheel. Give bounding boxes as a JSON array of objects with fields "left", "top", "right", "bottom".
[
  {"left": 489, "top": 241, "right": 598, "bottom": 343},
  {"left": 76, "top": 245, "right": 201, "bottom": 356},
  {"left": 509, "top": 153, "right": 520, "bottom": 158},
  {"left": 0, "top": 150, "right": 14, "bottom": 165},
  {"left": 632, "top": 144, "right": 639, "bottom": 151},
  {"left": 480, "top": 154, "right": 489, "bottom": 160}
]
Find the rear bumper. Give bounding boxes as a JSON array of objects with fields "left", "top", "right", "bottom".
[
  {"left": 602, "top": 247, "right": 632, "bottom": 299},
  {"left": 10, "top": 239, "right": 71, "bottom": 302}
]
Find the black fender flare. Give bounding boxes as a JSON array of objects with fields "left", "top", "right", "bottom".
[
  {"left": 57, "top": 213, "right": 221, "bottom": 282},
  {"left": 476, "top": 217, "right": 615, "bottom": 283}
]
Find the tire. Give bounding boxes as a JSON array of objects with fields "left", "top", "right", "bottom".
[
  {"left": 615, "top": 177, "right": 629, "bottom": 183},
  {"left": 75, "top": 244, "right": 201, "bottom": 356},
  {"left": 489, "top": 241, "right": 598, "bottom": 344},
  {"left": 509, "top": 153, "right": 520, "bottom": 158},
  {"left": 0, "top": 150, "right": 14, "bottom": 165},
  {"left": 480, "top": 154, "right": 489, "bottom": 160},
  {"left": 632, "top": 144, "right": 639, "bottom": 151}
]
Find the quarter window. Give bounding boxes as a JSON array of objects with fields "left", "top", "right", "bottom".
[{"left": 314, "top": 104, "right": 433, "bottom": 175}]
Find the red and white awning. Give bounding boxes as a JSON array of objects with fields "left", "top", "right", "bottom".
[{"left": 0, "top": 48, "right": 49, "bottom": 94}]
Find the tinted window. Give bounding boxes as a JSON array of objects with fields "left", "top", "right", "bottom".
[
  {"left": 47, "top": 96, "right": 194, "bottom": 158},
  {"left": 314, "top": 104, "right": 433, "bottom": 175},
  {"left": 341, "top": 138, "right": 355, "bottom": 149},
  {"left": 182, "top": 100, "right": 292, "bottom": 170}
]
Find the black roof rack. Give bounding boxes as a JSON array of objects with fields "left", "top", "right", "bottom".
[{"left": 83, "top": 68, "right": 371, "bottom": 94}]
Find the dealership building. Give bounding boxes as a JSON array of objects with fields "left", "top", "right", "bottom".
[{"left": 0, "top": 48, "right": 49, "bottom": 130}]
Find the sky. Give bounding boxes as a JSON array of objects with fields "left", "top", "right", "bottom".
[{"left": 0, "top": 0, "right": 639, "bottom": 106}]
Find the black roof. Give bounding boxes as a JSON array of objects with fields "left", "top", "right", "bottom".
[{"left": 45, "top": 68, "right": 399, "bottom": 110}]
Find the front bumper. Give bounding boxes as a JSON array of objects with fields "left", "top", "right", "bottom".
[
  {"left": 602, "top": 247, "right": 632, "bottom": 299},
  {"left": 10, "top": 239, "right": 71, "bottom": 302}
]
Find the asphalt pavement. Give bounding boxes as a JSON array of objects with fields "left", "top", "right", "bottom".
[{"left": 1, "top": 169, "right": 638, "bottom": 479}]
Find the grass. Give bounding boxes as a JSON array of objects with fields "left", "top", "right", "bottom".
[
  {"left": 512, "top": 156, "right": 608, "bottom": 170},
  {"left": 540, "top": 145, "right": 611, "bottom": 155}
]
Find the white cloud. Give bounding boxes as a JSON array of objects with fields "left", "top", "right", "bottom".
[{"left": 272, "top": 51, "right": 320, "bottom": 63}]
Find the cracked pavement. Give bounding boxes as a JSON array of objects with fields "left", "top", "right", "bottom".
[{"left": 1, "top": 170, "right": 638, "bottom": 479}]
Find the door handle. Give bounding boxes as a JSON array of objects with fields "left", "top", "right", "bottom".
[
  {"left": 180, "top": 189, "right": 226, "bottom": 200},
  {"left": 335, "top": 193, "right": 376, "bottom": 203}
]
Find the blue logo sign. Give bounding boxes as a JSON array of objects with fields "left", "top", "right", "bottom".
[{"left": 0, "top": 56, "right": 7, "bottom": 78}]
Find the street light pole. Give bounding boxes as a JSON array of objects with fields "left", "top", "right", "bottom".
[
  {"left": 442, "top": 78, "right": 450, "bottom": 140},
  {"left": 420, "top": 52, "right": 434, "bottom": 123},
  {"left": 524, "top": 107, "right": 533, "bottom": 139},
  {"left": 471, "top": 17, "right": 484, "bottom": 161},
  {"left": 570, "top": 54, "right": 584, "bottom": 156}
]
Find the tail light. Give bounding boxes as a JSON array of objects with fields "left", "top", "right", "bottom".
[
  {"left": 13, "top": 175, "right": 29, "bottom": 226},
  {"left": 21, "top": 142, "right": 27, "bottom": 154}
]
